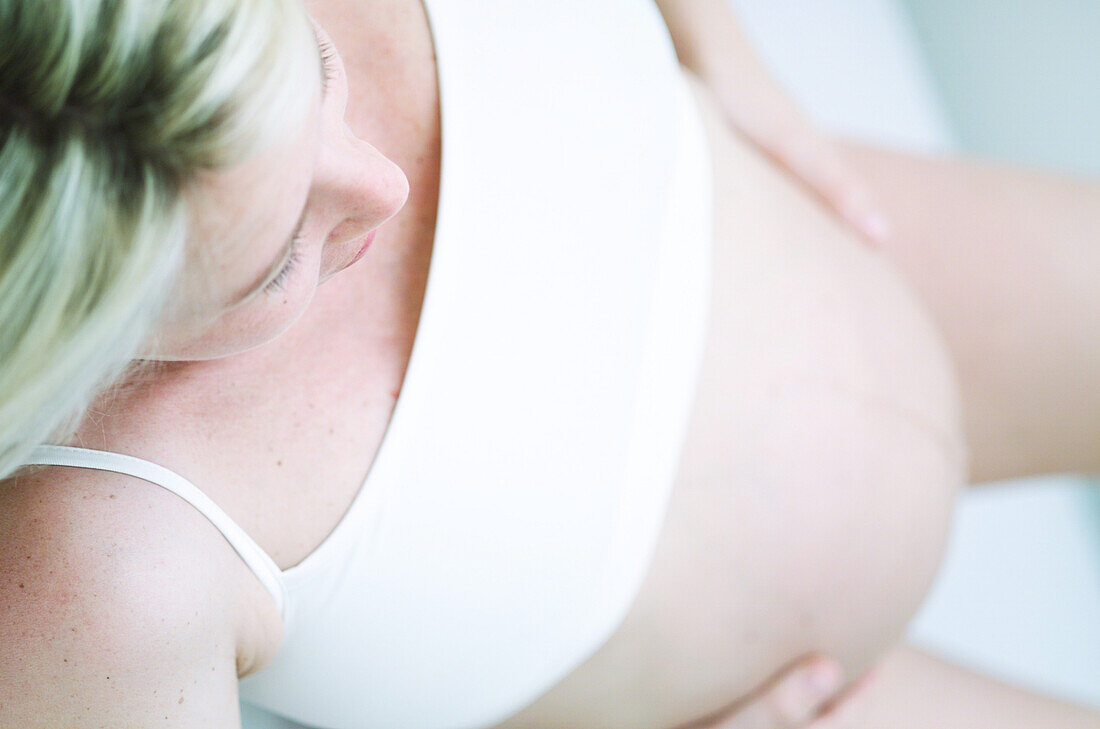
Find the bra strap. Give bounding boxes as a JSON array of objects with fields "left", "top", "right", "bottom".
[{"left": 24, "top": 445, "right": 287, "bottom": 621}]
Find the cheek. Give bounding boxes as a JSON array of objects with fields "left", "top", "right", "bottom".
[
  {"left": 162, "top": 285, "right": 317, "bottom": 361},
  {"left": 215, "top": 243, "right": 326, "bottom": 354},
  {"left": 216, "top": 287, "right": 317, "bottom": 353}
]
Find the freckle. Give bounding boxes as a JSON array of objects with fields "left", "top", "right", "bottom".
[
  {"left": 328, "top": 428, "right": 334, "bottom": 435},
  {"left": 109, "top": 494, "right": 115, "bottom": 499},
  {"left": 276, "top": 460, "right": 283, "bottom": 467},
  {"left": 17, "top": 583, "right": 23, "bottom": 589},
  {"left": 178, "top": 697, "right": 184, "bottom": 704}
]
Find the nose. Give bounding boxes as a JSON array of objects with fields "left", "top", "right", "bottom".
[{"left": 317, "top": 124, "right": 410, "bottom": 248}]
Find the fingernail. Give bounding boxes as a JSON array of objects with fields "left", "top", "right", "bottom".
[
  {"left": 858, "top": 211, "right": 892, "bottom": 243},
  {"left": 805, "top": 659, "right": 843, "bottom": 698}
]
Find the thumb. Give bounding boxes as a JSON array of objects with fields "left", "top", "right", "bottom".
[{"left": 707, "top": 654, "right": 844, "bottom": 728}]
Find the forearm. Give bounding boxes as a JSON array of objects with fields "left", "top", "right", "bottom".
[
  {"left": 829, "top": 642, "right": 1100, "bottom": 728},
  {"left": 653, "top": 0, "right": 802, "bottom": 132},
  {"left": 654, "top": 0, "right": 750, "bottom": 76}
]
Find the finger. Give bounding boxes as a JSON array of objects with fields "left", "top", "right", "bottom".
[
  {"left": 766, "top": 132, "right": 892, "bottom": 247},
  {"left": 813, "top": 666, "right": 881, "bottom": 724},
  {"left": 831, "top": 180, "right": 892, "bottom": 247},
  {"left": 710, "top": 655, "right": 844, "bottom": 729}
]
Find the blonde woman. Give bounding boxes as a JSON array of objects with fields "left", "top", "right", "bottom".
[{"left": 2, "top": 1, "right": 1098, "bottom": 728}]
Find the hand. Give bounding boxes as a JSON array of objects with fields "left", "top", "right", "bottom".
[
  {"left": 709, "top": 65, "right": 892, "bottom": 247},
  {"left": 679, "top": 654, "right": 880, "bottom": 729},
  {"left": 655, "top": 0, "right": 891, "bottom": 246}
]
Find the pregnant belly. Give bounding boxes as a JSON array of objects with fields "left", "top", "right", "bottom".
[{"left": 495, "top": 77, "right": 968, "bottom": 729}]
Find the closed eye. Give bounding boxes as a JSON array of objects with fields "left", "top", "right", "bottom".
[{"left": 264, "top": 233, "right": 306, "bottom": 294}]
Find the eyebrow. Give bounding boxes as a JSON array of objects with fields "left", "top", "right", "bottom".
[{"left": 228, "top": 36, "right": 328, "bottom": 308}]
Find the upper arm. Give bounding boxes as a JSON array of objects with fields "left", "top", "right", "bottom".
[{"left": 0, "top": 469, "right": 245, "bottom": 728}]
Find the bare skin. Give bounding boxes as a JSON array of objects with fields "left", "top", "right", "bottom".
[{"left": 1, "top": 1, "right": 1097, "bottom": 727}]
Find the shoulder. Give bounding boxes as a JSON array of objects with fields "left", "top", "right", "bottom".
[{"left": 0, "top": 464, "right": 254, "bottom": 725}]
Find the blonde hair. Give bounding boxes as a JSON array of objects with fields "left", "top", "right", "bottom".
[{"left": 0, "top": 0, "right": 322, "bottom": 479}]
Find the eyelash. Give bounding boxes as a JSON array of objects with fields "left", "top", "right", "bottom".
[
  {"left": 264, "top": 41, "right": 339, "bottom": 295},
  {"left": 265, "top": 237, "right": 306, "bottom": 293},
  {"left": 320, "top": 39, "right": 339, "bottom": 86}
]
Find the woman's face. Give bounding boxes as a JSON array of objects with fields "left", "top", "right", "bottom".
[{"left": 150, "top": 19, "right": 409, "bottom": 361}]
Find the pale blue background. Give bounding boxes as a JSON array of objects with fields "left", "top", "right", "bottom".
[{"left": 903, "top": 0, "right": 1100, "bottom": 176}]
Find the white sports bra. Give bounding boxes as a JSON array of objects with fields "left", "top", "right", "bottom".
[{"left": 25, "top": 2, "right": 713, "bottom": 727}]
